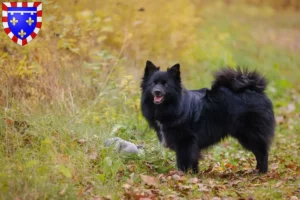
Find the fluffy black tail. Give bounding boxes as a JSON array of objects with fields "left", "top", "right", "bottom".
[{"left": 212, "top": 67, "right": 267, "bottom": 93}]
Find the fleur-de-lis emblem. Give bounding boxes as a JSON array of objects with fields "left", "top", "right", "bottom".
[
  {"left": 10, "top": 17, "right": 18, "bottom": 26},
  {"left": 26, "top": 17, "right": 34, "bottom": 26},
  {"left": 18, "top": 29, "right": 26, "bottom": 38}
]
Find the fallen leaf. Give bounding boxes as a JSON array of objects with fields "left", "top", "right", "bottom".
[
  {"left": 166, "top": 195, "right": 179, "bottom": 200},
  {"left": 3, "top": 117, "right": 14, "bottom": 125},
  {"left": 127, "top": 164, "right": 135, "bottom": 172},
  {"left": 178, "top": 184, "right": 192, "bottom": 191},
  {"left": 89, "top": 151, "right": 98, "bottom": 160},
  {"left": 59, "top": 185, "right": 68, "bottom": 196},
  {"left": 59, "top": 189, "right": 66, "bottom": 196},
  {"left": 85, "top": 185, "right": 93, "bottom": 194},
  {"left": 168, "top": 170, "right": 185, "bottom": 176},
  {"left": 286, "top": 163, "right": 296, "bottom": 169},
  {"left": 287, "top": 103, "right": 295, "bottom": 113},
  {"left": 140, "top": 174, "right": 159, "bottom": 187},
  {"left": 197, "top": 183, "right": 209, "bottom": 192},
  {"left": 172, "top": 174, "right": 181, "bottom": 181},
  {"left": 187, "top": 177, "right": 199, "bottom": 184},
  {"left": 275, "top": 181, "right": 283, "bottom": 188},
  {"left": 102, "top": 195, "right": 111, "bottom": 200},
  {"left": 271, "top": 163, "right": 279, "bottom": 170},
  {"left": 158, "top": 174, "right": 167, "bottom": 182},
  {"left": 123, "top": 183, "right": 131, "bottom": 189},
  {"left": 225, "top": 163, "right": 232, "bottom": 168},
  {"left": 275, "top": 115, "right": 285, "bottom": 124},
  {"left": 204, "top": 165, "right": 214, "bottom": 173},
  {"left": 150, "top": 189, "right": 160, "bottom": 196},
  {"left": 77, "top": 139, "right": 86, "bottom": 145}
]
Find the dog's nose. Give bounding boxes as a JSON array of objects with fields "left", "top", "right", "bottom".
[{"left": 152, "top": 89, "right": 162, "bottom": 96}]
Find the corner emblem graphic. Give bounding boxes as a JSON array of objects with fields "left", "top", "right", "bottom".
[{"left": 2, "top": 2, "right": 42, "bottom": 46}]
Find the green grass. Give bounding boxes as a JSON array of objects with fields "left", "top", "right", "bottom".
[{"left": 1, "top": 1, "right": 300, "bottom": 199}]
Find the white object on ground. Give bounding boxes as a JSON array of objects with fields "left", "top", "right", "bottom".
[{"left": 105, "top": 137, "right": 143, "bottom": 154}]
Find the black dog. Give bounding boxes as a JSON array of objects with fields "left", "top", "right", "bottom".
[{"left": 141, "top": 61, "right": 275, "bottom": 173}]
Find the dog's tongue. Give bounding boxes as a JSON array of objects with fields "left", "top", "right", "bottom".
[{"left": 154, "top": 96, "right": 163, "bottom": 103}]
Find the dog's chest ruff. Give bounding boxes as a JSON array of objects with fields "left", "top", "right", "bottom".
[{"left": 155, "top": 120, "right": 167, "bottom": 147}]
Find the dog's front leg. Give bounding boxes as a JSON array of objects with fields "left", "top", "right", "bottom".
[{"left": 175, "top": 138, "right": 199, "bottom": 173}]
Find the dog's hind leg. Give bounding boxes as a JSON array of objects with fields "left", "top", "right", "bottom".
[
  {"left": 233, "top": 112, "right": 274, "bottom": 173},
  {"left": 253, "top": 150, "right": 269, "bottom": 173},
  {"left": 236, "top": 133, "right": 270, "bottom": 173},
  {"left": 175, "top": 138, "right": 199, "bottom": 173}
]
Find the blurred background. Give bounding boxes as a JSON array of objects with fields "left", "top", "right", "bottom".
[
  {"left": 0, "top": 0, "right": 299, "bottom": 199},
  {"left": 1, "top": 0, "right": 300, "bottom": 109}
]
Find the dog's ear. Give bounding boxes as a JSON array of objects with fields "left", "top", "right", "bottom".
[
  {"left": 144, "top": 60, "right": 159, "bottom": 77},
  {"left": 167, "top": 63, "right": 181, "bottom": 82}
]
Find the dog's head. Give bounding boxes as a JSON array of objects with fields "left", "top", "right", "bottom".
[{"left": 141, "top": 60, "right": 182, "bottom": 105}]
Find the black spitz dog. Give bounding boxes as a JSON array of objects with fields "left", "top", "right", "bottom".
[{"left": 141, "top": 61, "right": 275, "bottom": 173}]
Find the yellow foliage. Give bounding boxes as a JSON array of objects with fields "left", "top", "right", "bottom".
[{"left": 0, "top": 0, "right": 199, "bottom": 107}]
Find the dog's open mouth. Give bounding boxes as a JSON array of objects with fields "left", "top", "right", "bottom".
[{"left": 154, "top": 95, "right": 164, "bottom": 104}]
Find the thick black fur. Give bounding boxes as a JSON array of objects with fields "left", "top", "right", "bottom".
[{"left": 141, "top": 61, "right": 275, "bottom": 173}]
